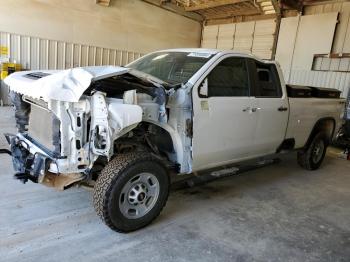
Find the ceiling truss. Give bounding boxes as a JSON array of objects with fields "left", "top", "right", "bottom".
[
  {"left": 173, "top": 0, "right": 277, "bottom": 20},
  {"left": 98, "top": 1, "right": 330, "bottom": 23},
  {"left": 171, "top": 0, "right": 330, "bottom": 21}
]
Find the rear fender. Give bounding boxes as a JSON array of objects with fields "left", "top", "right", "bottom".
[{"left": 304, "top": 117, "right": 335, "bottom": 148}]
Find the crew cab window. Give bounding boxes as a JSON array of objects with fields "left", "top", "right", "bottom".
[
  {"left": 207, "top": 57, "right": 249, "bottom": 97},
  {"left": 254, "top": 62, "right": 282, "bottom": 97}
]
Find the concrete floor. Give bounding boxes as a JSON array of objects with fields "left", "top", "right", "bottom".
[{"left": 0, "top": 106, "right": 349, "bottom": 262}]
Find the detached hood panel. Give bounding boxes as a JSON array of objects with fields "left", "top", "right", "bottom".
[{"left": 4, "top": 66, "right": 130, "bottom": 102}]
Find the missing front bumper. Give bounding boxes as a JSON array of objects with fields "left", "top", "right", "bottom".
[
  {"left": 4, "top": 133, "right": 85, "bottom": 189},
  {"left": 5, "top": 133, "right": 50, "bottom": 183}
]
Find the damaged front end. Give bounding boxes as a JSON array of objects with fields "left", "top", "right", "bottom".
[
  {"left": 3, "top": 132, "right": 82, "bottom": 190},
  {"left": 2, "top": 65, "right": 180, "bottom": 190},
  {"left": 2, "top": 91, "right": 89, "bottom": 189},
  {"left": 4, "top": 90, "right": 144, "bottom": 190}
]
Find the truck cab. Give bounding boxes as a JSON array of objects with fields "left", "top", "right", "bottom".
[{"left": 190, "top": 53, "right": 289, "bottom": 170}]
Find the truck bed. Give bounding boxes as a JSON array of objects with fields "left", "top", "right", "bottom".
[{"left": 286, "top": 96, "right": 345, "bottom": 148}]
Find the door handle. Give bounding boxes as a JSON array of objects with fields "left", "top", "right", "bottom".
[
  {"left": 278, "top": 106, "right": 288, "bottom": 112},
  {"left": 243, "top": 107, "right": 261, "bottom": 113}
]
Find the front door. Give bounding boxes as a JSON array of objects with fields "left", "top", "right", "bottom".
[{"left": 192, "top": 56, "right": 258, "bottom": 171}]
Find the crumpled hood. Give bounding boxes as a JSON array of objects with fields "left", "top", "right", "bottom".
[{"left": 4, "top": 66, "right": 130, "bottom": 102}]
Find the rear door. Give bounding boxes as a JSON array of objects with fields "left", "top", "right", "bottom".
[
  {"left": 192, "top": 56, "right": 259, "bottom": 171},
  {"left": 248, "top": 59, "right": 289, "bottom": 154}
]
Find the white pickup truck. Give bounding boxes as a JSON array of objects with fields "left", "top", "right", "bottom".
[{"left": 2, "top": 48, "right": 345, "bottom": 232}]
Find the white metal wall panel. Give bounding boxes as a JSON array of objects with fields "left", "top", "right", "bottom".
[
  {"left": 275, "top": 16, "right": 299, "bottom": 81},
  {"left": 339, "top": 58, "right": 350, "bottom": 71},
  {"left": 312, "top": 56, "right": 350, "bottom": 72},
  {"left": 304, "top": 1, "right": 350, "bottom": 53},
  {"left": 252, "top": 19, "right": 276, "bottom": 59},
  {"left": 234, "top": 21, "right": 255, "bottom": 54},
  {"left": 202, "top": 20, "right": 276, "bottom": 59},
  {"left": 292, "top": 12, "right": 338, "bottom": 70},
  {"left": 288, "top": 70, "right": 350, "bottom": 95},
  {"left": 277, "top": 3, "right": 350, "bottom": 95},
  {"left": 201, "top": 25, "right": 219, "bottom": 49},
  {"left": 0, "top": 31, "right": 144, "bottom": 70},
  {"left": 343, "top": 23, "right": 350, "bottom": 53},
  {"left": 335, "top": 2, "right": 350, "bottom": 53},
  {"left": 217, "top": 23, "right": 235, "bottom": 50}
]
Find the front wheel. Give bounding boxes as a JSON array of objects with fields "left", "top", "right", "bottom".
[
  {"left": 297, "top": 132, "right": 328, "bottom": 170},
  {"left": 93, "top": 152, "right": 169, "bottom": 232}
]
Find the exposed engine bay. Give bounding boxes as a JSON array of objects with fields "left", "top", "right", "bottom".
[{"left": 6, "top": 68, "right": 193, "bottom": 189}]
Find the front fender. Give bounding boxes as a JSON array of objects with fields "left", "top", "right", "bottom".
[
  {"left": 90, "top": 92, "right": 143, "bottom": 157},
  {"left": 108, "top": 102, "right": 143, "bottom": 139}
]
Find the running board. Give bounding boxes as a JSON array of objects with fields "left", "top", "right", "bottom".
[{"left": 172, "top": 158, "right": 280, "bottom": 190}]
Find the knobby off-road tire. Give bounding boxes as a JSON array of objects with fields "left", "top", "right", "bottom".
[
  {"left": 93, "top": 152, "right": 169, "bottom": 233},
  {"left": 297, "top": 132, "right": 329, "bottom": 170}
]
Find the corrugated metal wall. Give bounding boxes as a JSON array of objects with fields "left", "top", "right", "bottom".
[
  {"left": 289, "top": 70, "right": 350, "bottom": 94},
  {"left": 201, "top": 19, "right": 277, "bottom": 60},
  {"left": 0, "top": 31, "right": 144, "bottom": 70},
  {"left": 285, "top": 2, "right": 350, "bottom": 95},
  {"left": 313, "top": 55, "right": 350, "bottom": 72},
  {"left": 0, "top": 31, "right": 145, "bottom": 105}
]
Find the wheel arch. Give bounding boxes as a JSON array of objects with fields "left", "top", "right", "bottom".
[
  {"left": 304, "top": 117, "right": 336, "bottom": 148},
  {"left": 114, "top": 120, "right": 185, "bottom": 172},
  {"left": 143, "top": 121, "right": 184, "bottom": 170}
]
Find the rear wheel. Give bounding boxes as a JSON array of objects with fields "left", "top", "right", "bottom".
[
  {"left": 297, "top": 132, "right": 328, "bottom": 170},
  {"left": 93, "top": 152, "right": 169, "bottom": 232}
]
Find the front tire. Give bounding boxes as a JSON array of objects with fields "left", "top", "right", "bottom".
[
  {"left": 93, "top": 152, "right": 169, "bottom": 233},
  {"left": 297, "top": 132, "right": 328, "bottom": 170}
]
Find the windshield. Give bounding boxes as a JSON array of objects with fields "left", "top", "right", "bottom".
[{"left": 127, "top": 51, "right": 213, "bottom": 85}]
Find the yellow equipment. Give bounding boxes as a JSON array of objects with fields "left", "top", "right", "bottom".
[{"left": 0, "top": 62, "right": 22, "bottom": 80}]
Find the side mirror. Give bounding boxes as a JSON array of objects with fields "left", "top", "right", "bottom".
[{"left": 199, "top": 78, "right": 208, "bottom": 97}]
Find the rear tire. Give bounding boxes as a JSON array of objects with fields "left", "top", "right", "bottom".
[
  {"left": 93, "top": 152, "right": 169, "bottom": 233},
  {"left": 297, "top": 132, "right": 328, "bottom": 170}
]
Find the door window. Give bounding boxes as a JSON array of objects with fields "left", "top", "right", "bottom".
[
  {"left": 206, "top": 57, "right": 249, "bottom": 97},
  {"left": 254, "top": 62, "right": 282, "bottom": 97}
]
